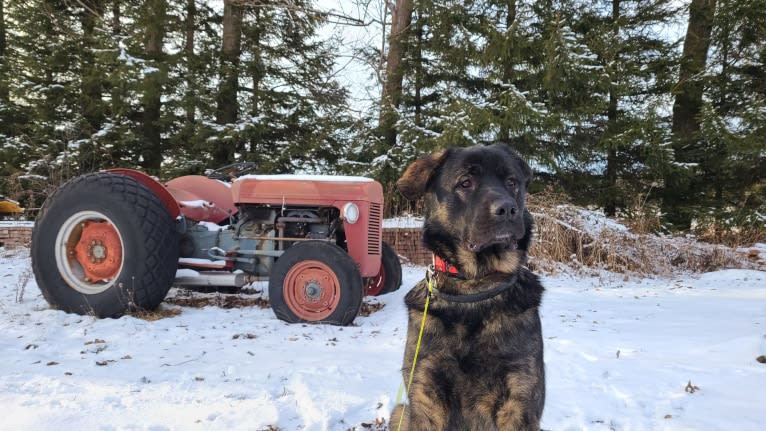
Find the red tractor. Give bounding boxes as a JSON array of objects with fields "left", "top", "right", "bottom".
[{"left": 30, "top": 163, "right": 402, "bottom": 325}]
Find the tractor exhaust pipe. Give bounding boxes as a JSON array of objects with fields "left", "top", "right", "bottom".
[{"left": 174, "top": 271, "right": 260, "bottom": 288}]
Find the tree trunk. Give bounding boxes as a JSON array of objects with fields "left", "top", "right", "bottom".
[
  {"left": 604, "top": 0, "right": 620, "bottom": 217},
  {"left": 665, "top": 0, "right": 717, "bottom": 228},
  {"left": 250, "top": 8, "right": 263, "bottom": 118},
  {"left": 111, "top": 0, "right": 120, "bottom": 34},
  {"left": 379, "top": 0, "right": 413, "bottom": 148},
  {"left": 413, "top": 18, "right": 422, "bottom": 124},
  {"left": 0, "top": 0, "right": 8, "bottom": 102},
  {"left": 80, "top": 1, "right": 105, "bottom": 136},
  {"left": 140, "top": 0, "right": 167, "bottom": 174},
  {"left": 499, "top": 0, "right": 517, "bottom": 142},
  {"left": 213, "top": 0, "right": 243, "bottom": 165},
  {"left": 671, "top": 0, "right": 717, "bottom": 145},
  {"left": 184, "top": 0, "right": 196, "bottom": 124},
  {"left": 250, "top": 8, "right": 264, "bottom": 155}
]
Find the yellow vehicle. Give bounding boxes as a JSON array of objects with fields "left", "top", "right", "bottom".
[{"left": 0, "top": 197, "right": 24, "bottom": 216}]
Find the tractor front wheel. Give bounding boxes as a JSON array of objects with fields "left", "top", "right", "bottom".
[
  {"left": 268, "top": 241, "right": 363, "bottom": 325},
  {"left": 31, "top": 172, "right": 179, "bottom": 317}
]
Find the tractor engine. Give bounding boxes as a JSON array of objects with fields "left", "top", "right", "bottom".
[{"left": 177, "top": 205, "right": 342, "bottom": 279}]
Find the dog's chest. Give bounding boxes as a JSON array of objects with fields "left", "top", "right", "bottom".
[{"left": 427, "top": 305, "right": 540, "bottom": 366}]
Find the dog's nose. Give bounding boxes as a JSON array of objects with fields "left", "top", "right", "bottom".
[{"left": 491, "top": 199, "right": 518, "bottom": 220}]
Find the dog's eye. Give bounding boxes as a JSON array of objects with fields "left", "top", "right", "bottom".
[
  {"left": 460, "top": 178, "right": 472, "bottom": 189},
  {"left": 506, "top": 178, "right": 517, "bottom": 189}
]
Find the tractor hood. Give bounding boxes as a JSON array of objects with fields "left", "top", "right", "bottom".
[{"left": 231, "top": 175, "right": 383, "bottom": 206}]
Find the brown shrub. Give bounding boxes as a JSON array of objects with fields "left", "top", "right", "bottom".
[{"left": 527, "top": 194, "right": 764, "bottom": 276}]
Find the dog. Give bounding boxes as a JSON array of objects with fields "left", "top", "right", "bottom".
[{"left": 390, "top": 143, "right": 545, "bottom": 431}]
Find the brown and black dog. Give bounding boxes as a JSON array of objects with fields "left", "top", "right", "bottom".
[{"left": 390, "top": 143, "right": 545, "bottom": 431}]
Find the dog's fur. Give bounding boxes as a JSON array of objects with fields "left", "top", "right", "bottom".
[{"left": 390, "top": 143, "right": 545, "bottom": 431}]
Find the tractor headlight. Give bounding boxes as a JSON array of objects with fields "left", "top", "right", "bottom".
[{"left": 343, "top": 203, "right": 360, "bottom": 224}]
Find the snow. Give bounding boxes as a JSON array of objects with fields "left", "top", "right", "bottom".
[
  {"left": 381, "top": 216, "right": 424, "bottom": 229},
  {"left": 1, "top": 248, "right": 764, "bottom": 430},
  {"left": 178, "top": 257, "right": 228, "bottom": 268},
  {"left": 567, "top": 207, "right": 630, "bottom": 235},
  {"left": 179, "top": 200, "right": 213, "bottom": 208},
  {"left": 197, "top": 221, "right": 225, "bottom": 232},
  {"left": 0, "top": 221, "right": 34, "bottom": 228}
]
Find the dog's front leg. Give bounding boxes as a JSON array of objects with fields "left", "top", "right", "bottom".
[
  {"left": 495, "top": 397, "right": 542, "bottom": 431},
  {"left": 388, "top": 401, "right": 446, "bottom": 431},
  {"left": 404, "top": 379, "right": 449, "bottom": 431}
]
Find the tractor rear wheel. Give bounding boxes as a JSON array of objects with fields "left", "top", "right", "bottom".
[
  {"left": 364, "top": 242, "right": 402, "bottom": 296},
  {"left": 268, "top": 241, "right": 363, "bottom": 325},
  {"left": 31, "top": 172, "right": 179, "bottom": 317}
]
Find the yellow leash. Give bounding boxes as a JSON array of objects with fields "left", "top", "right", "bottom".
[{"left": 395, "top": 268, "right": 436, "bottom": 431}]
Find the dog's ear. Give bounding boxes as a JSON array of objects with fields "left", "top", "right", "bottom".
[{"left": 397, "top": 149, "right": 451, "bottom": 201}]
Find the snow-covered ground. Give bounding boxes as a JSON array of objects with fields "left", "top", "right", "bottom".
[{"left": 1, "top": 247, "right": 765, "bottom": 431}]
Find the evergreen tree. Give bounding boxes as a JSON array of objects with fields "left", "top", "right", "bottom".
[
  {"left": 572, "top": 0, "right": 680, "bottom": 216},
  {"left": 692, "top": 0, "right": 766, "bottom": 231},
  {"left": 212, "top": 0, "right": 243, "bottom": 166},
  {"left": 204, "top": 1, "right": 352, "bottom": 174},
  {"left": 3, "top": 0, "right": 83, "bottom": 182},
  {"left": 0, "top": 0, "right": 7, "bottom": 103},
  {"left": 384, "top": 0, "right": 550, "bottom": 187},
  {"left": 162, "top": 0, "right": 221, "bottom": 177},
  {"left": 666, "top": 0, "right": 718, "bottom": 228},
  {"left": 138, "top": 0, "right": 168, "bottom": 174},
  {"left": 379, "top": 0, "right": 413, "bottom": 150}
]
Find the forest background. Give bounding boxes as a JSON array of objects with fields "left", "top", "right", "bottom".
[{"left": 0, "top": 0, "right": 764, "bottom": 240}]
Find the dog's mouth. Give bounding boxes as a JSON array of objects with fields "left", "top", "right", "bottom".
[{"left": 467, "top": 233, "right": 518, "bottom": 253}]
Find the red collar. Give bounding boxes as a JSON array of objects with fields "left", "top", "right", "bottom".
[{"left": 432, "top": 254, "right": 461, "bottom": 277}]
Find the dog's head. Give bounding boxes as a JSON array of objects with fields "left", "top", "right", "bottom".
[{"left": 397, "top": 143, "right": 533, "bottom": 279}]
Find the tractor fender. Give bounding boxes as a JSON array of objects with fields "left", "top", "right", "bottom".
[
  {"left": 165, "top": 175, "right": 236, "bottom": 224},
  {"left": 108, "top": 169, "right": 181, "bottom": 219}
]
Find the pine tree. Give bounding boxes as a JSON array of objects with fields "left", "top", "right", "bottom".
[
  {"left": 666, "top": 0, "right": 718, "bottom": 228},
  {"left": 203, "top": 1, "right": 352, "bottom": 174},
  {"left": 564, "top": 0, "right": 680, "bottom": 215},
  {"left": 162, "top": 0, "right": 221, "bottom": 177},
  {"left": 379, "top": 0, "right": 413, "bottom": 150},
  {"left": 3, "top": 0, "right": 85, "bottom": 181},
  {"left": 692, "top": 0, "right": 766, "bottom": 231},
  {"left": 211, "top": 0, "right": 243, "bottom": 166},
  {"left": 389, "top": 0, "right": 549, "bottom": 181},
  {"left": 0, "top": 0, "right": 7, "bottom": 103},
  {"left": 137, "top": 0, "right": 168, "bottom": 174}
]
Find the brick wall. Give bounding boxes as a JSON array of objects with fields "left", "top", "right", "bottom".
[
  {"left": 0, "top": 222, "right": 33, "bottom": 249},
  {"left": 383, "top": 227, "right": 430, "bottom": 266},
  {"left": 0, "top": 222, "right": 430, "bottom": 265}
]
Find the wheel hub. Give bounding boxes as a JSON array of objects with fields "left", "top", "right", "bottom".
[
  {"left": 74, "top": 221, "right": 123, "bottom": 282},
  {"left": 303, "top": 281, "right": 323, "bottom": 302},
  {"left": 283, "top": 260, "right": 341, "bottom": 321}
]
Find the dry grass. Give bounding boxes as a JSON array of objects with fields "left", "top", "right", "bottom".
[
  {"left": 527, "top": 193, "right": 765, "bottom": 277},
  {"left": 359, "top": 300, "right": 386, "bottom": 317},
  {"left": 164, "top": 293, "right": 271, "bottom": 309},
  {"left": 695, "top": 224, "right": 766, "bottom": 248},
  {"left": 129, "top": 307, "right": 183, "bottom": 321}
]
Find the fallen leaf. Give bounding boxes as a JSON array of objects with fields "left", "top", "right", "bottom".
[{"left": 684, "top": 380, "right": 700, "bottom": 393}]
